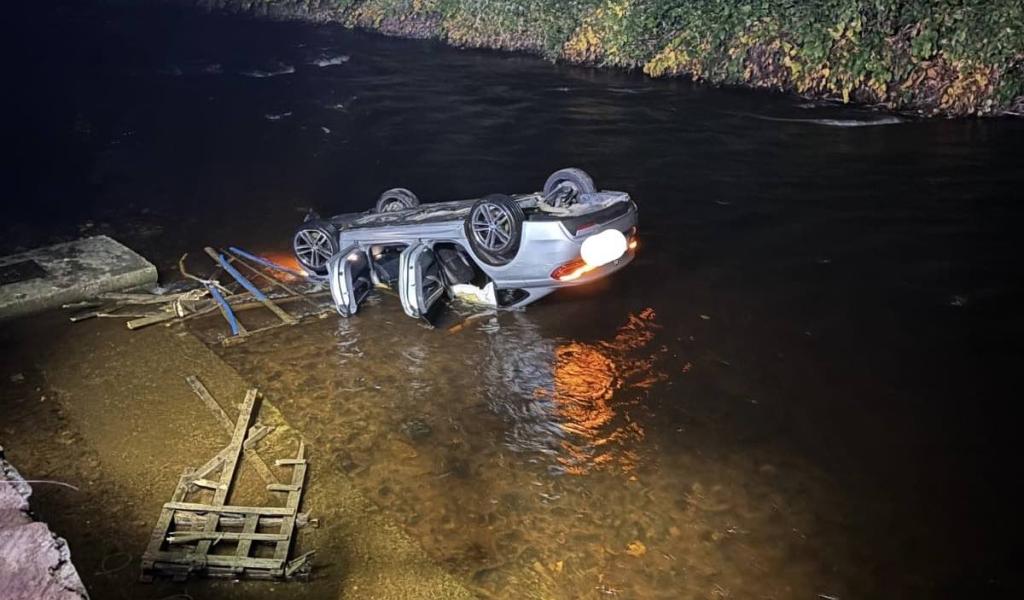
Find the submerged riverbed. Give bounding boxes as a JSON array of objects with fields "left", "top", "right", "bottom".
[{"left": 5, "top": 1, "right": 1024, "bottom": 598}]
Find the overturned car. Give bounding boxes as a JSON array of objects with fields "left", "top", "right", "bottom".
[{"left": 292, "top": 168, "right": 638, "bottom": 322}]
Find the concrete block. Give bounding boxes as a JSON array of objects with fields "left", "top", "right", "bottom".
[{"left": 0, "top": 235, "right": 157, "bottom": 320}]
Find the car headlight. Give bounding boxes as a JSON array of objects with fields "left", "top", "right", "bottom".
[{"left": 580, "top": 228, "right": 627, "bottom": 267}]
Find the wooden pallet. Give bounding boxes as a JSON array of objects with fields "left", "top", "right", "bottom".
[{"left": 140, "top": 383, "right": 313, "bottom": 582}]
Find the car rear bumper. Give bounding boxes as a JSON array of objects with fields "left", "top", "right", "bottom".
[{"left": 484, "top": 199, "right": 638, "bottom": 291}]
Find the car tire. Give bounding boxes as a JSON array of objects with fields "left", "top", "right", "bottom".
[
  {"left": 375, "top": 188, "right": 419, "bottom": 213},
  {"left": 293, "top": 219, "right": 339, "bottom": 276},
  {"left": 543, "top": 167, "right": 596, "bottom": 197},
  {"left": 465, "top": 194, "right": 524, "bottom": 266}
]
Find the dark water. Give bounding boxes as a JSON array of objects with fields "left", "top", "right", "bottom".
[{"left": 8, "top": 2, "right": 1024, "bottom": 597}]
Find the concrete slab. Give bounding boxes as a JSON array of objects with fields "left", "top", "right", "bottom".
[{"left": 0, "top": 236, "right": 157, "bottom": 319}]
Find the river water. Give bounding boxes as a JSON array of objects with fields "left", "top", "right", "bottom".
[{"left": 8, "top": 2, "right": 1024, "bottom": 598}]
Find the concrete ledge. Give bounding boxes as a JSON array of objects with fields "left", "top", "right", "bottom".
[
  {"left": 0, "top": 236, "right": 157, "bottom": 320},
  {"left": 0, "top": 449, "right": 89, "bottom": 600}
]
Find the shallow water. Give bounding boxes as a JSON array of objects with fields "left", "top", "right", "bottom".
[
  {"left": 7, "top": 1, "right": 1024, "bottom": 597},
  {"left": 218, "top": 305, "right": 854, "bottom": 598}
]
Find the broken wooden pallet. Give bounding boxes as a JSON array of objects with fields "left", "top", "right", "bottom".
[{"left": 140, "top": 382, "right": 314, "bottom": 582}]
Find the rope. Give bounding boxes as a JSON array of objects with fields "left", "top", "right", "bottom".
[
  {"left": 94, "top": 552, "right": 133, "bottom": 576},
  {"left": 0, "top": 479, "right": 80, "bottom": 491}
]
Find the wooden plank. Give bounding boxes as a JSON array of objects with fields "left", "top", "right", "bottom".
[
  {"left": 147, "top": 551, "right": 285, "bottom": 570},
  {"left": 245, "top": 447, "right": 279, "bottom": 487},
  {"left": 185, "top": 376, "right": 233, "bottom": 431},
  {"left": 266, "top": 483, "right": 301, "bottom": 492},
  {"left": 243, "top": 425, "right": 270, "bottom": 450},
  {"left": 194, "top": 389, "right": 258, "bottom": 558},
  {"left": 235, "top": 513, "right": 260, "bottom": 560},
  {"left": 126, "top": 310, "right": 178, "bottom": 330},
  {"left": 140, "top": 470, "right": 192, "bottom": 581},
  {"left": 185, "top": 378, "right": 278, "bottom": 487},
  {"left": 172, "top": 513, "right": 306, "bottom": 529},
  {"left": 190, "top": 478, "right": 226, "bottom": 490},
  {"left": 193, "top": 566, "right": 284, "bottom": 580},
  {"left": 285, "top": 550, "right": 316, "bottom": 578},
  {"left": 220, "top": 322, "right": 294, "bottom": 347},
  {"left": 273, "top": 441, "right": 307, "bottom": 564},
  {"left": 167, "top": 531, "right": 288, "bottom": 544},
  {"left": 163, "top": 502, "right": 296, "bottom": 517},
  {"left": 189, "top": 447, "right": 228, "bottom": 480},
  {"left": 97, "top": 291, "right": 192, "bottom": 305}
]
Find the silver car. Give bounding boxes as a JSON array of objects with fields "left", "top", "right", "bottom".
[{"left": 292, "top": 168, "right": 638, "bottom": 321}]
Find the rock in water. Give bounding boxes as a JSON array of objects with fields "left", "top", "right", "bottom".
[{"left": 401, "top": 417, "right": 433, "bottom": 441}]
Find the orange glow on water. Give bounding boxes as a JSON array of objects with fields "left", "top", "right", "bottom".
[
  {"left": 542, "top": 308, "right": 664, "bottom": 476},
  {"left": 252, "top": 251, "right": 308, "bottom": 281}
]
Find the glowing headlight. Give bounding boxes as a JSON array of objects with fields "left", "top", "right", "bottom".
[{"left": 580, "top": 229, "right": 627, "bottom": 267}]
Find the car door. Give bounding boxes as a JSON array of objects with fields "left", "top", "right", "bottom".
[
  {"left": 327, "top": 246, "right": 372, "bottom": 317},
  {"left": 399, "top": 242, "right": 447, "bottom": 321}
]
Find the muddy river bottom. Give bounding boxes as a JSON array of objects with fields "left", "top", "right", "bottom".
[
  {"left": 211, "top": 297, "right": 862, "bottom": 599},
  {"left": 0, "top": 285, "right": 1002, "bottom": 599}
]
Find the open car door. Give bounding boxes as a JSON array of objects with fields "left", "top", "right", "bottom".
[
  {"left": 399, "top": 242, "right": 447, "bottom": 322},
  {"left": 327, "top": 246, "right": 373, "bottom": 317}
]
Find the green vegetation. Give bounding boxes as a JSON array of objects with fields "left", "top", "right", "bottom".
[{"left": 198, "top": 0, "right": 1024, "bottom": 115}]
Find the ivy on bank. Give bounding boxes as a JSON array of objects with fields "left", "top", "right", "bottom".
[{"left": 196, "top": 0, "right": 1024, "bottom": 116}]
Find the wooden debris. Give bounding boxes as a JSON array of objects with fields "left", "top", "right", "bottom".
[
  {"left": 140, "top": 385, "right": 313, "bottom": 583},
  {"left": 185, "top": 376, "right": 233, "bottom": 431},
  {"left": 125, "top": 311, "right": 178, "bottom": 329},
  {"left": 66, "top": 249, "right": 333, "bottom": 342},
  {"left": 172, "top": 512, "right": 311, "bottom": 529},
  {"left": 204, "top": 247, "right": 297, "bottom": 326},
  {"left": 243, "top": 425, "right": 271, "bottom": 450},
  {"left": 185, "top": 376, "right": 277, "bottom": 486},
  {"left": 224, "top": 247, "right": 321, "bottom": 311},
  {"left": 267, "top": 483, "right": 301, "bottom": 493}
]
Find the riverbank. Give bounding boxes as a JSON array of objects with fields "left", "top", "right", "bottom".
[
  {"left": 0, "top": 451, "right": 88, "bottom": 600},
  {"left": 177, "top": 0, "right": 1022, "bottom": 117}
]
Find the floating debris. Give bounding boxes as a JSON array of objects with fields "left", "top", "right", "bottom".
[{"left": 64, "top": 246, "right": 333, "bottom": 345}]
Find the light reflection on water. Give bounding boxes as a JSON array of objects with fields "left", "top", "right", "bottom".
[
  {"left": 218, "top": 303, "right": 853, "bottom": 599},
  {"left": 482, "top": 309, "right": 663, "bottom": 476}
]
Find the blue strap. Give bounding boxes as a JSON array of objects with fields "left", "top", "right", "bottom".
[
  {"left": 206, "top": 283, "right": 240, "bottom": 336},
  {"left": 216, "top": 253, "right": 269, "bottom": 302},
  {"left": 227, "top": 246, "right": 309, "bottom": 279}
]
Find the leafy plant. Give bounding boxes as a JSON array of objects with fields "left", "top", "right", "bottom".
[{"left": 208, "top": 0, "right": 1024, "bottom": 115}]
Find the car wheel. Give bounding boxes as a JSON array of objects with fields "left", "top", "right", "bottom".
[
  {"left": 543, "top": 167, "right": 596, "bottom": 197},
  {"left": 465, "top": 194, "right": 524, "bottom": 266},
  {"left": 375, "top": 188, "right": 419, "bottom": 213},
  {"left": 293, "top": 219, "right": 339, "bottom": 276}
]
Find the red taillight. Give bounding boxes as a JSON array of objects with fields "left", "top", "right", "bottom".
[
  {"left": 551, "top": 258, "right": 595, "bottom": 281},
  {"left": 627, "top": 227, "right": 639, "bottom": 251}
]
